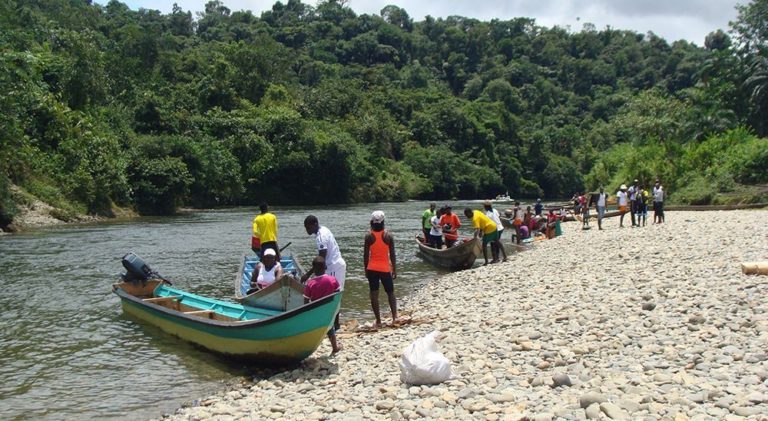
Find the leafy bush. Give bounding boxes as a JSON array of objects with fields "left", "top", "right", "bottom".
[
  {"left": 0, "top": 172, "right": 16, "bottom": 228},
  {"left": 669, "top": 176, "right": 717, "bottom": 205},
  {"left": 129, "top": 157, "right": 192, "bottom": 215}
]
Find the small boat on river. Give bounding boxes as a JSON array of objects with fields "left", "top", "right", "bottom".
[
  {"left": 415, "top": 237, "right": 482, "bottom": 271},
  {"left": 234, "top": 255, "right": 305, "bottom": 311},
  {"left": 113, "top": 254, "right": 339, "bottom": 363}
]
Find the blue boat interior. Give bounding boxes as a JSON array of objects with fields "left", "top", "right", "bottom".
[{"left": 153, "top": 283, "right": 281, "bottom": 321}]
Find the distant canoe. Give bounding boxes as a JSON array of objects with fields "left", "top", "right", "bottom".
[
  {"left": 113, "top": 278, "right": 340, "bottom": 363},
  {"left": 416, "top": 238, "right": 481, "bottom": 271},
  {"left": 234, "top": 255, "right": 306, "bottom": 311}
]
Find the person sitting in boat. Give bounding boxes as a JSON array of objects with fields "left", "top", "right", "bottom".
[
  {"left": 303, "top": 256, "right": 341, "bottom": 354},
  {"left": 428, "top": 207, "right": 444, "bottom": 249},
  {"left": 464, "top": 207, "right": 505, "bottom": 265},
  {"left": 248, "top": 248, "right": 283, "bottom": 293},
  {"left": 439, "top": 205, "right": 461, "bottom": 247}
]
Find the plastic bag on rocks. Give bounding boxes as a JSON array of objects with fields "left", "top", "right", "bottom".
[{"left": 399, "top": 330, "right": 453, "bottom": 385}]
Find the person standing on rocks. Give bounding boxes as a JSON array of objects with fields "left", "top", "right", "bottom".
[
  {"left": 464, "top": 207, "right": 504, "bottom": 265},
  {"left": 483, "top": 200, "right": 507, "bottom": 262},
  {"left": 628, "top": 179, "right": 639, "bottom": 227},
  {"left": 363, "top": 211, "right": 397, "bottom": 328},
  {"left": 303, "top": 215, "right": 346, "bottom": 329},
  {"left": 595, "top": 187, "right": 608, "bottom": 230},
  {"left": 653, "top": 181, "right": 665, "bottom": 224},
  {"left": 534, "top": 198, "right": 544, "bottom": 217},
  {"left": 617, "top": 184, "right": 629, "bottom": 228},
  {"left": 303, "top": 256, "right": 341, "bottom": 354}
]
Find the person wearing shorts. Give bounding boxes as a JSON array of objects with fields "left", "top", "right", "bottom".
[
  {"left": 363, "top": 211, "right": 397, "bottom": 328},
  {"left": 465, "top": 208, "right": 505, "bottom": 265}
]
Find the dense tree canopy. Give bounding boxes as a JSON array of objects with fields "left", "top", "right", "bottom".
[{"left": 1, "top": 0, "right": 767, "bottom": 223}]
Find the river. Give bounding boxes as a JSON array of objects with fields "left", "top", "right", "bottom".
[{"left": 0, "top": 200, "right": 515, "bottom": 420}]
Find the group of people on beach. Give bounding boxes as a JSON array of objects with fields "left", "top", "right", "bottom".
[
  {"left": 250, "top": 203, "right": 397, "bottom": 355},
  {"left": 571, "top": 179, "right": 666, "bottom": 230}
]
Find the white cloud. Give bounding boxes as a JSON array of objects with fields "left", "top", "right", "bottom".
[{"left": 113, "top": 0, "right": 740, "bottom": 45}]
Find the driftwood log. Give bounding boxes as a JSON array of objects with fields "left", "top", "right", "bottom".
[{"left": 741, "top": 262, "right": 768, "bottom": 275}]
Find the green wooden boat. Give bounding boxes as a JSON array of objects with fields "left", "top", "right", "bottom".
[{"left": 113, "top": 278, "right": 341, "bottom": 363}]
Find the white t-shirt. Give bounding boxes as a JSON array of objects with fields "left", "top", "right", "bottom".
[
  {"left": 597, "top": 193, "right": 607, "bottom": 207},
  {"left": 628, "top": 186, "right": 637, "bottom": 201},
  {"left": 653, "top": 187, "right": 664, "bottom": 202},
  {"left": 256, "top": 262, "right": 281, "bottom": 287},
  {"left": 617, "top": 191, "right": 628, "bottom": 206},
  {"left": 429, "top": 215, "right": 443, "bottom": 236},
  {"left": 485, "top": 208, "right": 504, "bottom": 232},
  {"left": 315, "top": 226, "right": 344, "bottom": 267}
]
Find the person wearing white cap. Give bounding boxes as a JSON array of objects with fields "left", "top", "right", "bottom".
[
  {"left": 363, "top": 210, "right": 397, "bottom": 327},
  {"left": 616, "top": 184, "right": 629, "bottom": 228},
  {"left": 248, "top": 248, "right": 283, "bottom": 292}
]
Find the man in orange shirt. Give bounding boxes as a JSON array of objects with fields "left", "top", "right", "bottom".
[
  {"left": 363, "top": 211, "right": 397, "bottom": 328},
  {"left": 439, "top": 205, "right": 461, "bottom": 247}
]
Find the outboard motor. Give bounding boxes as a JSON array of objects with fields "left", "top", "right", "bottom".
[{"left": 121, "top": 252, "right": 155, "bottom": 284}]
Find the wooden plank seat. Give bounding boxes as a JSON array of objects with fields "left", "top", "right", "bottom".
[
  {"left": 143, "top": 295, "right": 182, "bottom": 303},
  {"left": 184, "top": 310, "right": 214, "bottom": 316}
]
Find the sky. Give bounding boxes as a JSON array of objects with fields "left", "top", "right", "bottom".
[{"left": 110, "top": 0, "right": 744, "bottom": 46}]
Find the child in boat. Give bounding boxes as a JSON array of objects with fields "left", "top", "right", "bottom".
[{"left": 303, "top": 256, "right": 341, "bottom": 354}]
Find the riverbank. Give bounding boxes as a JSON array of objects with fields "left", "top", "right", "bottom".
[
  {"left": 1, "top": 185, "right": 139, "bottom": 233},
  {"left": 165, "top": 210, "right": 768, "bottom": 420}
]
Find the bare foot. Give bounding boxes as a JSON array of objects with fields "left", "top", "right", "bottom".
[{"left": 331, "top": 345, "right": 342, "bottom": 355}]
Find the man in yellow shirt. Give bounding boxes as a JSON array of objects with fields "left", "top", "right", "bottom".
[
  {"left": 464, "top": 207, "right": 505, "bottom": 265},
  {"left": 253, "top": 202, "right": 280, "bottom": 260}
]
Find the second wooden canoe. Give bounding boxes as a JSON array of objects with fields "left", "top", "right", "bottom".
[{"left": 415, "top": 238, "right": 482, "bottom": 271}]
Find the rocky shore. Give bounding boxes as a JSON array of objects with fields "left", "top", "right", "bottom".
[{"left": 167, "top": 210, "right": 768, "bottom": 420}]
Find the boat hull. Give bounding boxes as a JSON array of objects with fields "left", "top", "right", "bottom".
[
  {"left": 114, "top": 281, "right": 340, "bottom": 363},
  {"left": 416, "top": 238, "right": 481, "bottom": 271}
]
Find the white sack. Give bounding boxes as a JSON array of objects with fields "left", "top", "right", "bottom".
[{"left": 399, "top": 330, "right": 453, "bottom": 385}]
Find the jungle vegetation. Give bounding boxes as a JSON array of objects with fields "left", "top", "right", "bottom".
[{"left": 1, "top": 0, "right": 767, "bottom": 224}]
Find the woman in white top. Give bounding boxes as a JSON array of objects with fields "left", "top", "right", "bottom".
[
  {"left": 429, "top": 208, "right": 444, "bottom": 249},
  {"left": 251, "top": 248, "right": 283, "bottom": 290},
  {"left": 616, "top": 184, "right": 629, "bottom": 228}
]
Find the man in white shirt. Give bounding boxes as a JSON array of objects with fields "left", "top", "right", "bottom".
[
  {"left": 304, "top": 214, "right": 347, "bottom": 331},
  {"left": 304, "top": 215, "right": 346, "bottom": 289},
  {"left": 483, "top": 200, "right": 507, "bottom": 262},
  {"left": 616, "top": 184, "right": 629, "bottom": 228},
  {"left": 596, "top": 187, "right": 608, "bottom": 230},
  {"left": 652, "top": 181, "right": 665, "bottom": 224}
]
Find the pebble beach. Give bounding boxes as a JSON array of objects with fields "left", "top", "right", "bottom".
[{"left": 167, "top": 210, "right": 768, "bottom": 420}]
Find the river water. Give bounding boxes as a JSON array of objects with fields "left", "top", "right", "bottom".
[{"left": 0, "top": 200, "right": 514, "bottom": 420}]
